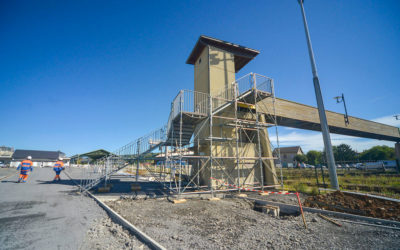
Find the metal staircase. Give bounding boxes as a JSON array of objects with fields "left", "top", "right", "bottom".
[{"left": 80, "top": 73, "right": 274, "bottom": 192}]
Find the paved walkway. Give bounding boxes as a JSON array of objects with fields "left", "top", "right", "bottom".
[{"left": 0, "top": 167, "right": 105, "bottom": 250}]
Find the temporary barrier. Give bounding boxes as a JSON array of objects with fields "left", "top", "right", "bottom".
[{"left": 210, "top": 177, "right": 293, "bottom": 195}]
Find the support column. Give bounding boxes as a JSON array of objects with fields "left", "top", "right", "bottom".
[
  {"left": 259, "top": 115, "right": 278, "bottom": 185},
  {"left": 395, "top": 142, "right": 400, "bottom": 173}
]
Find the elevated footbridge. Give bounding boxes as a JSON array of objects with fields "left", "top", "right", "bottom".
[{"left": 81, "top": 72, "right": 400, "bottom": 192}]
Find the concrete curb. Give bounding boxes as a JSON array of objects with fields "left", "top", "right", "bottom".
[
  {"left": 64, "top": 170, "right": 167, "bottom": 250},
  {"left": 238, "top": 196, "right": 400, "bottom": 228},
  {"left": 89, "top": 193, "right": 167, "bottom": 250}
]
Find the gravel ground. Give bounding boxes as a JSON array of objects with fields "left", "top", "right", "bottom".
[
  {"left": 107, "top": 197, "right": 400, "bottom": 249},
  {"left": 79, "top": 216, "right": 149, "bottom": 250}
]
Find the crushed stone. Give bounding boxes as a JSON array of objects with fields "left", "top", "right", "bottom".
[{"left": 107, "top": 197, "right": 400, "bottom": 249}]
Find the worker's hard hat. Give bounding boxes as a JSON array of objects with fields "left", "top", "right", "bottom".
[
  {"left": 27, "top": 156, "right": 32, "bottom": 160},
  {"left": 58, "top": 157, "right": 63, "bottom": 161}
]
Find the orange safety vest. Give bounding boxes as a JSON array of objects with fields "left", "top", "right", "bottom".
[
  {"left": 20, "top": 160, "right": 33, "bottom": 174},
  {"left": 53, "top": 161, "right": 64, "bottom": 169}
]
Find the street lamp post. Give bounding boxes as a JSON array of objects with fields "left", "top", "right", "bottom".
[
  {"left": 334, "top": 94, "right": 350, "bottom": 125},
  {"left": 297, "top": 0, "right": 339, "bottom": 190}
]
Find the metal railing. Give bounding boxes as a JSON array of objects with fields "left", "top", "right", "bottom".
[
  {"left": 81, "top": 72, "right": 276, "bottom": 192},
  {"left": 235, "top": 73, "right": 273, "bottom": 96},
  {"left": 81, "top": 126, "right": 168, "bottom": 191}
]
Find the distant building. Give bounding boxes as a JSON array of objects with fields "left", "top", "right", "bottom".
[
  {"left": 70, "top": 149, "right": 111, "bottom": 164},
  {"left": 273, "top": 146, "right": 304, "bottom": 167},
  {"left": 0, "top": 146, "right": 14, "bottom": 165},
  {"left": 10, "top": 149, "right": 67, "bottom": 168}
]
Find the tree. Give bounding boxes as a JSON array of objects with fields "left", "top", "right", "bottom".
[
  {"left": 294, "top": 154, "right": 308, "bottom": 164},
  {"left": 334, "top": 144, "right": 357, "bottom": 162},
  {"left": 306, "top": 150, "right": 322, "bottom": 165},
  {"left": 359, "top": 145, "right": 395, "bottom": 161},
  {"left": 322, "top": 144, "right": 358, "bottom": 163}
]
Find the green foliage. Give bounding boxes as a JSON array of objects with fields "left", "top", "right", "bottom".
[
  {"left": 294, "top": 183, "right": 308, "bottom": 193},
  {"left": 306, "top": 150, "right": 322, "bottom": 165},
  {"left": 294, "top": 154, "right": 307, "bottom": 163},
  {"left": 359, "top": 145, "right": 395, "bottom": 161},
  {"left": 322, "top": 143, "right": 358, "bottom": 162},
  {"left": 311, "top": 186, "right": 319, "bottom": 196},
  {"left": 334, "top": 144, "right": 358, "bottom": 161}
]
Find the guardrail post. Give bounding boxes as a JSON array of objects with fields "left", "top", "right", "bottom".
[{"left": 136, "top": 140, "right": 141, "bottom": 182}]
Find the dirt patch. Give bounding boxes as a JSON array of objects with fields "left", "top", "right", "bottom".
[
  {"left": 304, "top": 191, "right": 400, "bottom": 221},
  {"left": 106, "top": 197, "right": 399, "bottom": 249}
]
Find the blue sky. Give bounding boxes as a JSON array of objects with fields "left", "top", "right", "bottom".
[{"left": 1, "top": 0, "right": 399, "bottom": 155}]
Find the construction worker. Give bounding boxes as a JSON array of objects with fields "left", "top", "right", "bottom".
[
  {"left": 17, "top": 156, "right": 33, "bottom": 183},
  {"left": 53, "top": 157, "right": 65, "bottom": 181}
]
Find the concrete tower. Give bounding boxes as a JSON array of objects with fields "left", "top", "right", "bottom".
[{"left": 186, "top": 35, "right": 278, "bottom": 189}]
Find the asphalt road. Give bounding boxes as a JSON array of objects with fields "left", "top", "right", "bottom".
[{"left": 0, "top": 167, "right": 105, "bottom": 250}]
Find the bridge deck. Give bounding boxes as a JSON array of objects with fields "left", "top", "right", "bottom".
[{"left": 259, "top": 97, "right": 400, "bottom": 142}]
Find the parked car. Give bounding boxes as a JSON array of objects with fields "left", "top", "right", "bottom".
[
  {"left": 355, "top": 163, "right": 363, "bottom": 169},
  {"left": 382, "top": 160, "right": 397, "bottom": 169}
]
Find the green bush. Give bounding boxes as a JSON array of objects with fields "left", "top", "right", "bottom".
[
  {"left": 294, "top": 183, "right": 308, "bottom": 193},
  {"left": 311, "top": 186, "right": 319, "bottom": 196}
]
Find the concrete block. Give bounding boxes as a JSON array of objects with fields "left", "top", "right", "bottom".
[
  {"left": 237, "top": 193, "right": 248, "bottom": 197},
  {"left": 172, "top": 199, "right": 187, "bottom": 204}
]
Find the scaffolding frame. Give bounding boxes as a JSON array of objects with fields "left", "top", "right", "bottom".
[{"left": 81, "top": 73, "right": 282, "bottom": 195}]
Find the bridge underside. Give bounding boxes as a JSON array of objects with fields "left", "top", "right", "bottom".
[{"left": 260, "top": 98, "right": 400, "bottom": 142}]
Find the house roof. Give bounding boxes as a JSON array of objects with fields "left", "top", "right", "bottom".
[
  {"left": 186, "top": 35, "right": 260, "bottom": 73},
  {"left": 70, "top": 149, "right": 111, "bottom": 161},
  {"left": 12, "top": 149, "right": 63, "bottom": 160},
  {"left": 274, "top": 146, "right": 303, "bottom": 154}
]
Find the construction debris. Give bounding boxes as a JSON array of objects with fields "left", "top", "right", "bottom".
[
  {"left": 318, "top": 214, "right": 342, "bottom": 227},
  {"left": 304, "top": 191, "right": 400, "bottom": 221},
  {"left": 254, "top": 203, "right": 280, "bottom": 217}
]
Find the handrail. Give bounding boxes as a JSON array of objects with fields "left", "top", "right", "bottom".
[{"left": 82, "top": 72, "right": 274, "bottom": 191}]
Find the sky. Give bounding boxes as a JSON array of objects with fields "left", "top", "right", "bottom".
[{"left": 1, "top": 0, "right": 399, "bottom": 156}]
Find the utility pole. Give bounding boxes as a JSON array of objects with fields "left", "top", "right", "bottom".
[{"left": 297, "top": 0, "right": 339, "bottom": 190}]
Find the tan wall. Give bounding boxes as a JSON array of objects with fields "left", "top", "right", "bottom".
[
  {"left": 209, "top": 46, "right": 235, "bottom": 97},
  {"left": 194, "top": 45, "right": 235, "bottom": 97},
  {"left": 194, "top": 47, "right": 209, "bottom": 95}
]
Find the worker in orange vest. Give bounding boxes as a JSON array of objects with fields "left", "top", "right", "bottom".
[
  {"left": 53, "top": 157, "right": 65, "bottom": 181},
  {"left": 17, "top": 156, "right": 33, "bottom": 183}
]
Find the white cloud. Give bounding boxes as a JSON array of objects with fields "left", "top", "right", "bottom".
[{"left": 372, "top": 115, "right": 400, "bottom": 127}]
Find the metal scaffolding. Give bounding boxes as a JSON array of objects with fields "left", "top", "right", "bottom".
[{"left": 81, "top": 73, "right": 282, "bottom": 195}]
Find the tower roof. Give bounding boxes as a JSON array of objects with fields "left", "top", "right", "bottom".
[{"left": 186, "top": 35, "right": 260, "bottom": 73}]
